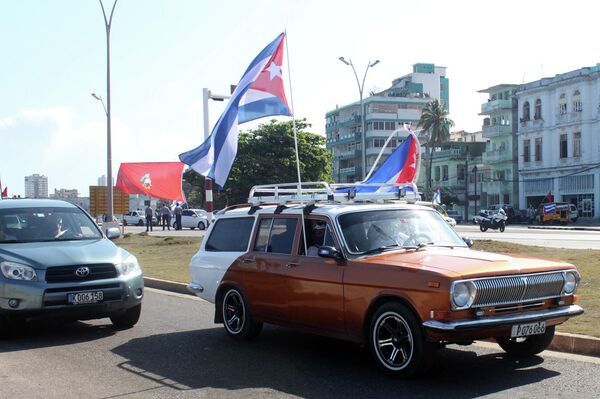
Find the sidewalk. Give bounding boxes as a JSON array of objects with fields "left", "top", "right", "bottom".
[{"left": 144, "top": 277, "right": 600, "bottom": 358}]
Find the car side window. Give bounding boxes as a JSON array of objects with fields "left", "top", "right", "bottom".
[
  {"left": 183, "top": 210, "right": 193, "bottom": 217},
  {"left": 253, "top": 217, "right": 297, "bottom": 255},
  {"left": 205, "top": 217, "right": 255, "bottom": 252},
  {"left": 298, "top": 219, "right": 336, "bottom": 256}
]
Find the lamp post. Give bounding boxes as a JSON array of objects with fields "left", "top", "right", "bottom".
[
  {"left": 472, "top": 165, "right": 478, "bottom": 214},
  {"left": 338, "top": 57, "right": 380, "bottom": 180},
  {"left": 202, "top": 87, "right": 231, "bottom": 223},
  {"left": 96, "top": 0, "right": 118, "bottom": 222}
]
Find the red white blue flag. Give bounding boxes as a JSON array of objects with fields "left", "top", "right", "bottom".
[{"left": 179, "top": 33, "right": 291, "bottom": 187}]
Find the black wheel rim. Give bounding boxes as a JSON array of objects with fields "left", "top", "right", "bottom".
[
  {"left": 223, "top": 290, "right": 245, "bottom": 334},
  {"left": 373, "top": 312, "right": 414, "bottom": 370}
]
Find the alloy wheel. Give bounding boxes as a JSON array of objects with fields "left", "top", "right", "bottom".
[
  {"left": 222, "top": 289, "right": 246, "bottom": 334},
  {"left": 373, "top": 312, "right": 414, "bottom": 370}
]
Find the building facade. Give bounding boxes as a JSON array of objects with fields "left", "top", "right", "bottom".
[
  {"left": 326, "top": 63, "right": 449, "bottom": 183},
  {"left": 24, "top": 174, "right": 48, "bottom": 198},
  {"left": 478, "top": 84, "right": 519, "bottom": 207},
  {"left": 516, "top": 64, "right": 600, "bottom": 218}
]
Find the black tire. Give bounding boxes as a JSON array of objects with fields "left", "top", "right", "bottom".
[
  {"left": 221, "top": 287, "right": 262, "bottom": 340},
  {"left": 137, "top": 220, "right": 144, "bottom": 226},
  {"left": 110, "top": 304, "right": 141, "bottom": 329},
  {"left": 369, "top": 302, "right": 435, "bottom": 377},
  {"left": 495, "top": 326, "right": 555, "bottom": 358},
  {"left": 0, "top": 315, "right": 10, "bottom": 339},
  {"left": 480, "top": 223, "right": 488, "bottom": 232},
  {"left": 499, "top": 221, "right": 506, "bottom": 232},
  {"left": 198, "top": 221, "right": 206, "bottom": 230}
]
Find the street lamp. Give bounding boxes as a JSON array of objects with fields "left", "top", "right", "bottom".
[
  {"left": 97, "top": 0, "right": 118, "bottom": 223},
  {"left": 338, "top": 57, "right": 380, "bottom": 180}
]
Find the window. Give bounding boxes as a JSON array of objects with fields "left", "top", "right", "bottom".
[
  {"left": 535, "top": 137, "right": 543, "bottom": 162},
  {"left": 573, "top": 132, "right": 581, "bottom": 157},
  {"left": 559, "top": 93, "right": 567, "bottom": 115},
  {"left": 523, "top": 139, "right": 531, "bottom": 163},
  {"left": 496, "top": 171, "right": 505, "bottom": 181},
  {"left": 534, "top": 99, "right": 542, "bottom": 120},
  {"left": 457, "top": 164, "right": 466, "bottom": 181},
  {"left": 560, "top": 134, "right": 568, "bottom": 159},
  {"left": 573, "top": 90, "right": 582, "bottom": 112},
  {"left": 253, "top": 217, "right": 297, "bottom": 254},
  {"left": 442, "top": 165, "right": 449, "bottom": 181},
  {"left": 205, "top": 217, "right": 255, "bottom": 252},
  {"left": 522, "top": 102, "right": 530, "bottom": 121},
  {"left": 298, "top": 219, "right": 337, "bottom": 256},
  {"left": 385, "top": 121, "right": 396, "bottom": 130},
  {"left": 434, "top": 166, "right": 441, "bottom": 181}
]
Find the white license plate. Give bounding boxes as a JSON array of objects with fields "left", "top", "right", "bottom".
[
  {"left": 511, "top": 321, "right": 546, "bottom": 337},
  {"left": 67, "top": 291, "right": 104, "bottom": 305}
]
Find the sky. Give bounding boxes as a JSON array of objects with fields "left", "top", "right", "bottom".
[{"left": 1, "top": 0, "right": 599, "bottom": 197}]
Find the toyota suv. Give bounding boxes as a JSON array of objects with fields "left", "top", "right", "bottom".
[
  {"left": 186, "top": 182, "right": 583, "bottom": 377},
  {"left": 0, "top": 199, "right": 144, "bottom": 336}
]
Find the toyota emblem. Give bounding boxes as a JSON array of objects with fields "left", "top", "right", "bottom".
[{"left": 75, "top": 266, "right": 91, "bottom": 278}]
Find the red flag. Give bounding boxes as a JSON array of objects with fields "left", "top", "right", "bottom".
[
  {"left": 1, "top": 187, "right": 7, "bottom": 198},
  {"left": 115, "top": 162, "right": 186, "bottom": 201}
]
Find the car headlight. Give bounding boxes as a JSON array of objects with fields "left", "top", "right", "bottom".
[
  {"left": 1, "top": 261, "right": 38, "bottom": 281},
  {"left": 451, "top": 281, "right": 477, "bottom": 310},
  {"left": 121, "top": 255, "right": 141, "bottom": 275},
  {"left": 563, "top": 271, "right": 579, "bottom": 295}
]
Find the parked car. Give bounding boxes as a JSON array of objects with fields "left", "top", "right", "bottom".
[
  {"left": 123, "top": 210, "right": 156, "bottom": 226},
  {"left": 446, "top": 209, "right": 463, "bottom": 224},
  {"left": 537, "top": 202, "right": 570, "bottom": 225},
  {"left": 0, "top": 199, "right": 144, "bottom": 337},
  {"left": 569, "top": 204, "right": 579, "bottom": 223},
  {"left": 187, "top": 182, "right": 583, "bottom": 377},
  {"left": 174, "top": 209, "right": 209, "bottom": 230}
]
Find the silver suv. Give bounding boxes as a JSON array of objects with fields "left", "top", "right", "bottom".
[{"left": 0, "top": 199, "right": 144, "bottom": 336}]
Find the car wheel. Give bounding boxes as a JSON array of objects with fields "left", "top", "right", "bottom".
[
  {"left": 221, "top": 287, "right": 262, "bottom": 340},
  {"left": 198, "top": 221, "right": 206, "bottom": 230},
  {"left": 110, "top": 304, "right": 142, "bottom": 329},
  {"left": 137, "top": 220, "right": 144, "bottom": 226},
  {"left": 480, "top": 223, "right": 488, "bottom": 232},
  {"left": 499, "top": 222, "right": 506, "bottom": 232},
  {"left": 369, "top": 302, "right": 435, "bottom": 377},
  {"left": 495, "top": 326, "right": 555, "bottom": 358}
]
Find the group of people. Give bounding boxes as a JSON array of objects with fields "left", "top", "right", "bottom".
[{"left": 144, "top": 202, "right": 184, "bottom": 232}]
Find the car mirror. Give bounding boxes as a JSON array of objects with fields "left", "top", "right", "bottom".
[
  {"left": 318, "top": 246, "right": 344, "bottom": 261},
  {"left": 462, "top": 236, "right": 473, "bottom": 248},
  {"left": 106, "top": 227, "right": 121, "bottom": 240}
]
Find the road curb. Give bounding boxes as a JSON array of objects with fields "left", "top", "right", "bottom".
[
  {"left": 143, "top": 277, "right": 600, "bottom": 358},
  {"left": 528, "top": 225, "right": 600, "bottom": 232}
]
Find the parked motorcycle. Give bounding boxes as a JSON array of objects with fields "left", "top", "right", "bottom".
[{"left": 479, "top": 212, "right": 507, "bottom": 232}]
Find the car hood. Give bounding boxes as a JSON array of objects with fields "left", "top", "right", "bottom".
[
  {"left": 0, "top": 239, "right": 129, "bottom": 269},
  {"left": 364, "top": 247, "right": 573, "bottom": 279}
]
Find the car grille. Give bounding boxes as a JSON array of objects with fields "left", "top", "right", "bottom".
[
  {"left": 472, "top": 272, "right": 565, "bottom": 307},
  {"left": 45, "top": 264, "right": 118, "bottom": 283}
]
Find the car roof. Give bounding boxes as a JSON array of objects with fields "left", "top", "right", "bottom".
[{"left": 0, "top": 198, "right": 77, "bottom": 209}]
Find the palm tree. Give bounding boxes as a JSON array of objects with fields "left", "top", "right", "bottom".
[{"left": 417, "top": 99, "right": 454, "bottom": 200}]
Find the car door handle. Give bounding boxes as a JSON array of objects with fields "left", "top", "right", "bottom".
[
  {"left": 286, "top": 262, "right": 300, "bottom": 268},
  {"left": 242, "top": 258, "right": 255, "bottom": 264}
]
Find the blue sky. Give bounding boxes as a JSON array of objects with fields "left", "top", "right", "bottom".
[{"left": 1, "top": 0, "right": 599, "bottom": 196}]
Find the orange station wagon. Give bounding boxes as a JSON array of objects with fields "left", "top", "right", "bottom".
[{"left": 187, "top": 182, "right": 583, "bottom": 377}]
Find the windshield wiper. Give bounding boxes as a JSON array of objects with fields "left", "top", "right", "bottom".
[
  {"left": 0, "top": 239, "right": 26, "bottom": 243},
  {"left": 359, "top": 244, "right": 402, "bottom": 256}
]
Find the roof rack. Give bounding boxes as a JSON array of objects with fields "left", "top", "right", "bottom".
[{"left": 247, "top": 181, "right": 419, "bottom": 206}]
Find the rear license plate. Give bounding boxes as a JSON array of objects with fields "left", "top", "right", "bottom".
[
  {"left": 67, "top": 291, "right": 104, "bottom": 305},
  {"left": 511, "top": 321, "right": 546, "bottom": 337}
]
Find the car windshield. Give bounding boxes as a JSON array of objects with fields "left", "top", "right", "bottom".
[
  {"left": 338, "top": 208, "right": 467, "bottom": 255},
  {"left": 0, "top": 206, "right": 102, "bottom": 243}
]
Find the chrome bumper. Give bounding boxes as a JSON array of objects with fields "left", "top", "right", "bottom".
[
  {"left": 423, "top": 304, "right": 584, "bottom": 332},
  {"left": 187, "top": 283, "right": 204, "bottom": 295}
]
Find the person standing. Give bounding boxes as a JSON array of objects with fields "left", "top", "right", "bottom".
[
  {"left": 161, "top": 205, "right": 171, "bottom": 231},
  {"left": 174, "top": 202, "right": 183, "bottom": 230},
  {"left": 155, "top": 204, "right": 162, "bottom": 226},
  {"left": 145, "top": 204, "right": 153, "bottom": 232}
]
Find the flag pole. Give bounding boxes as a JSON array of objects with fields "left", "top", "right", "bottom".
[
  {"left": 284, "top": 30, "right": 308, "bottom": 255},
  {"left": 363, "top": 126, "right": 423, "bottom": 181}
]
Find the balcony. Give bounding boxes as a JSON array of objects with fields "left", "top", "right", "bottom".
[
  {"left": 480, "top": 99, "right": 512, "bottom": 114},
  {"left": 482, "top": 124, "right": 512, "bottom": 138},
  {"left": 339, "top": 166, "right": 362, "bottom": 177},
  {"left": 327, "top": 132, "right": 362, "bottom": 145},
  {"left": 483, "top": 149, "right": 513, "bottom": 164},
  {"left": 431, "top": 148, "right": 463, "bottom": 159},
  {"left": 366, "top": 147, "right": 394, "bottom": 157},
  {"left": 335, "top": 149, "right": 362, "bottom": 160}
]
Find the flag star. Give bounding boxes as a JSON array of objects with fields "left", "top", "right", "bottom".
[{"left": 266, "top": 62, "right": 282, "bottom": 80}]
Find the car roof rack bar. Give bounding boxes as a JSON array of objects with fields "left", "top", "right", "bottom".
[{"left": 248, "top": 181, "right": 419, "bottom": 206}]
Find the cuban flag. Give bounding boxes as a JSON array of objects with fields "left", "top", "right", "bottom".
[
  {"left": 179, "top": 33, "right": 291, "bottom": 187},
  {"left": 353, "top": 132, "right": 420, "bottom": 193},
  {"left": 543, "top": 203, "right": 556, "bottom": 214}
]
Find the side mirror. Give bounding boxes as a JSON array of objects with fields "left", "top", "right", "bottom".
[
  {"left": 318, "top": 246, "right": 345, "bottom": 261},
  {"left": 106, "top": 227, "right": 121, "bottom": 240},
  {"left": 462, "top": 236, "right": 473, "bottom": 248}
]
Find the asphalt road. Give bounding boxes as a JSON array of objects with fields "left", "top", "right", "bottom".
[{"left": 1, "top": 288, "right": 599, "bottom": 399}]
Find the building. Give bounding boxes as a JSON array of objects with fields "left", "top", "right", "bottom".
[
  {"left": 516, "top": 64, "right": 600, "bottom": 218},
  {"left": 24, "top": 174, "right": 48, "bottom": 198},
  {"left": 478, "top": 84, "right": 519, "bottom": 207},
  {"left": 98, "top": 175, "right": 107, "bottom": 186},
  {"left": 449, "top": 130, "right": 484, "bottom": 143},
  {"left": 51, "top": 188, "right": 79, "bottom": 200},
  {"left": 326, "top": 63, "right": 449, "bottom": 183}
]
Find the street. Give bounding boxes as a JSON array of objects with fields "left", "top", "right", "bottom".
[{"left": 1, "top": 288, "right": 599, "bottom": 399}]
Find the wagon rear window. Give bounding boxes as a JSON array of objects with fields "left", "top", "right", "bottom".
[{"left": 205, "top": 217, "right": 255, "bottom": 252}]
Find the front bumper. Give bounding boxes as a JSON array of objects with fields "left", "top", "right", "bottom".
[{"left": 423, "top": 304, "right": 584, "bottom": 332}]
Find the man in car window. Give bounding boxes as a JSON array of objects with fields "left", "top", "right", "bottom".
[{"left": 307, "top": 221, "right": 326, "bottom": 256}]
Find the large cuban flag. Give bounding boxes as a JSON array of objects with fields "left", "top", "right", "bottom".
[{"left": 179, "top": 33, "right": 290, "bottom": 187}]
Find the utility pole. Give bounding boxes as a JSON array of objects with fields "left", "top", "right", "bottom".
[{"left": 464, "top": 147, "right": 469, "bottom": 223}]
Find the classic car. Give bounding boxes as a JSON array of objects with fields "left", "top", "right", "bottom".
[{"left": 187, "top": 182, "right": 583, "bottom": 376}]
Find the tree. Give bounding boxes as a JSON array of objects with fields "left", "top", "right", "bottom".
[
  {"left": 184, "top": 120, "right": 333, "bottom": 208},
  {"left": 417, "top": 99, "right": 454, "bottom": 199}
]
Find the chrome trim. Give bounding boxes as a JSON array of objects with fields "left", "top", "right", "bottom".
[
  {"left": 423, "top": 304, "right": 584, "bottom": 332},
  {"left": 187, "top": 283, "right": 204, "bottom": 294}
]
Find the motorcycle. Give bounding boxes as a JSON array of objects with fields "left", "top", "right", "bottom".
[{"left": 479, "top": 212, "right": 507, "bottom": 232}]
